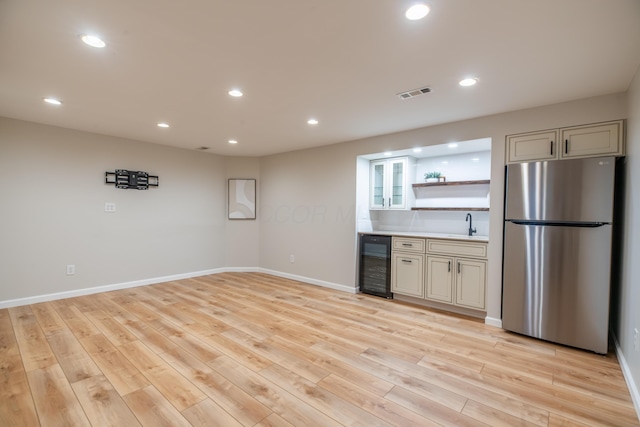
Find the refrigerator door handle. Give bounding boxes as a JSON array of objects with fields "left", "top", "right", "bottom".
[{"left": 507, "top": 220, "right": 608, "bottom": 228}]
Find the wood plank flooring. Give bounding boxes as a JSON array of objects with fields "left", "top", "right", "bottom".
[{"left": 1, "top": 272, "right": 638, "bottom": 426}]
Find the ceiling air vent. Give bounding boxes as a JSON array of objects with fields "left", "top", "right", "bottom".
[{"left": 397, "top": 86, "right": 431, "bottom": 100}]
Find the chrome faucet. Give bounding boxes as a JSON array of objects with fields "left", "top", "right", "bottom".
[{"left": 466, "top": 213, "right": 476, "bottom": 237}]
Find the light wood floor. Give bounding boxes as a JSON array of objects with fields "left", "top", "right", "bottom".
[{"left": 1, "top": 272, "right": 638, "bottom": 426}]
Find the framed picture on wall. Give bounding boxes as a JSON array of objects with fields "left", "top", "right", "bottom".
[{"left": 228, "top": 179, "right": 256, "bottom": 220}]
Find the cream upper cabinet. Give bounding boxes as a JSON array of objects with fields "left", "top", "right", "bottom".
[
  {"left": 560, "top": 121, "right": 624, "bottom": 159},
  {"left": 370, "top": 157, "right": 412, "bottom": 210},
  {"left": 506, "top": 120, "right": 624, "bottom": 164},
  {"left": 506, "top": 130, "right": 558, "bottom": 163}
]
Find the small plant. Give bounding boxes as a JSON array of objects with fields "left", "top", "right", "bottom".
[{"left": 424, "top": 171, "right": 441, "bottom": 179}]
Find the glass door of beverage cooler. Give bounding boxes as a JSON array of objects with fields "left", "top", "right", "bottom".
[{"left": 359, "top": 235, "right": 392, "bottom": 298}]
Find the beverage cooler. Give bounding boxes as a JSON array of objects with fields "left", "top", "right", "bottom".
[{"left": 359, "top": 234, "right": 392, "bottom": 298}]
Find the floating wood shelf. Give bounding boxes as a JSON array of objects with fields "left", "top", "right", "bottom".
[
  {"left": 412, "top": 179, "right": 490, "bottom": 188},
  {"left": 411, "top": 207, "right": 490, "bottom": 211}
]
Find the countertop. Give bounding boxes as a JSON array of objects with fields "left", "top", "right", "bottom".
[{"left": 358, "top": 230, "right": 489, "bottom": 242}]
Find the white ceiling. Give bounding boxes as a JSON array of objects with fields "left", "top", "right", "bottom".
[{"left": 1, "top": 1, "right": 639, "bottom": 157}]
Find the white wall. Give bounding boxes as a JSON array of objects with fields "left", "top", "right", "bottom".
[
  {"left": 259, "top": 143, "right": 362, "bottom": 289},
  {"left": 0, "top": 118, "right": 227, "bottom": 303},
  {"left": 224, "top": 157, "right": 261, "bottom": 268},
  {"left": 614, "top": 66, "right": 640, "bottom": 413},
  {"left": 415, "top": 150, "right": 491, "bottom": 182}
]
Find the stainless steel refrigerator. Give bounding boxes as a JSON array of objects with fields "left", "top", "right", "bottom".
[{"left": 502, "top": 156, "right": 616, "bottom": 354}]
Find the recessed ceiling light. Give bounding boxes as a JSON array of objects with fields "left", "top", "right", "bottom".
[
  {"left": 441, "top": 161, "right": 449, "bottom": 165},
  {"left": 413, "top": 148, "right": 422, "bottom": 153},
  {"left": 43, "top": 97, "right": 62, "bottom": 105},
  {"left": 472, "top": 158, "right": 480, "bottom": 162},
  {"left": 384, "top": 152, "right": 393, "bottom": 156},
  {"left": 81, "top": 35, "right": 106, "bottom": 48},
  {"left": 228, "top": 139, "right": 238, "bottom": 144},
  {"left": 405, "top": 4, "right": 430, "bottom": 20},
  {"left": 228, "top": 89, "right": 243, "bottom": 97},
  {"left": 157, "top": 122, "right": 170, "bottom": 128},
  {"left": 448, "top": 143, "right": 458, "bottom": 148},
  {"left": 459, "top": 77, "right": 478, "bottom": 87},
  {"left": 307, "top": 118, "right": 319, "bottom": 125}
]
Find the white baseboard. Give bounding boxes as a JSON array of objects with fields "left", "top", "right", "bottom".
[
  {"left": 257, "top": 268, "right": 357, "bottom": 294},
  {"left": 0, "top": 268, "right": 226, "bottom": 309},
  {"left": 0, "top": 267, "right": 355, "bottom": 309},
  {"left": 485, "top": 316, "right": 503, "bottom": 328},
  {"left": 612, "top": 333, "right": 640, "bottom": 421}
]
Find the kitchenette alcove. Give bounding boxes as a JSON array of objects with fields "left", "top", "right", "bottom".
[{"left": 356, "top": 138, "right": 492, "bottom": 317}]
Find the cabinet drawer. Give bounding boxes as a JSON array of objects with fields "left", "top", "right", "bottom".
[
  {"left": 392, "top": 237, "right": 425, "bottom": 253},
  {"left": 427, "top": 239, "right": 487, "bottom": 258}
]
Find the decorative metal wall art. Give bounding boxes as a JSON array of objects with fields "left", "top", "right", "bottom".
[{"left": 105, "top": 169, "right": 159, "bottom": 190}]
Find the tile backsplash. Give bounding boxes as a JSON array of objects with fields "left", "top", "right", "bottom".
[{"left": 370, "top": 209, "right": 489, "bottom": 236}]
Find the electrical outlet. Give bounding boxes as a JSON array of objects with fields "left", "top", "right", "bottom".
[
  {"left": 289, "top": 254, "right": 295, "bottom": 263},
  {"left": 634, "top": 328, "right": 639, "bottom": 351},
  {"left": 66, "top": 264, "right": 75, "bottom": 275},
  {"left": 104, "top": 202, "right": 116, "bottom": 213}
]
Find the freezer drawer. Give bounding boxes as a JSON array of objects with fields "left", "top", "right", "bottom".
[{"left": 502, "top": 221, "right": 612, "bottom": 353}]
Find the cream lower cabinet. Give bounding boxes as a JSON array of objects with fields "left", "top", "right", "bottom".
[
  {"left": 425, "top": 256, "right": 486, "bottom": 309},
  {"left": 425, "top": 239, "right": 487, "bottom": 311},
  {"left": 454, "top": 258, "right": 486, "bottom": 309},
  {"left": 391, "top": 237, "right": 425, "bottom": 297},
  {"left": 425, "top": 256, "right": 453, "bottom": 303},
  {"left": 391, "top": 252, "right": 424, "bottom": 297},
  {"left": 391, "top": 236, "right": 487, "bottom": 311}
]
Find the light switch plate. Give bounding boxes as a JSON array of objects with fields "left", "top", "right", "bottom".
[{"left": 105, "top": 202, "right": 116, "bottom": 212}]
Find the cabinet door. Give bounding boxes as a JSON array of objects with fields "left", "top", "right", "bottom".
[
  {"left": 391, "top": 252, "right": 424, "bottom": 297},
  {"left": 370, "top": 160, "right": 386, "bottom": 209},
  {"left": 388, "top": 158, "right": 407, "bottom": 209},
  {"left": 507, "top": 130, "right": 558, "bottom": 163},
  {"left": 455, "top": 258, "right": 486, "bottom": 309},
  {"left": 560, "top": 121, "right": 623, "bottom": 159},
  {"left": 425, "top": 255, "right": 453, "bottom": 303}
]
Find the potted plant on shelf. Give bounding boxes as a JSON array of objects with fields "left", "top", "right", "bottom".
[{"left": 424, "top": 171, "right": 441, "bottom": 183}]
